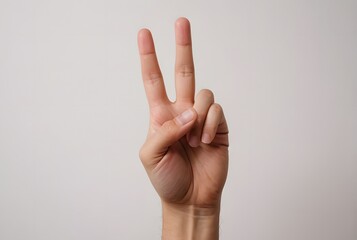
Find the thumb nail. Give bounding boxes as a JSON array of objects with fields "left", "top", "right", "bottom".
[{"left": 176, "top": 108, "right": 195, "bottom": 125}]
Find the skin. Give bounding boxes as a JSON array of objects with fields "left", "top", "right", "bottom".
[{"left": 137, "top": 17, "right": 229, "bottom": 239}]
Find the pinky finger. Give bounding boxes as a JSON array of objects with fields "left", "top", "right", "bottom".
[{"left": 201, "top": 103, "right": 224, "bottom": 144}]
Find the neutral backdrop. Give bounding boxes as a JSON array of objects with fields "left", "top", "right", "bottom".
[{"left": 0, "top": 0, "right": 356, "bottom": 239}]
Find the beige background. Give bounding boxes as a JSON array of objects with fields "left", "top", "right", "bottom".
[{"left": 0, "top": 0, "right": 356, "bottom": 239}]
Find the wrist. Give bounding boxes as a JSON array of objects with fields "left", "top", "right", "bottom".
[{"left": 161, "top": 201, "right": 221, "bottom": 240}]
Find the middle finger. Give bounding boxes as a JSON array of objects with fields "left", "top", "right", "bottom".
[{"left": 175, "top": 17, "right": 195, "bottom": 104}]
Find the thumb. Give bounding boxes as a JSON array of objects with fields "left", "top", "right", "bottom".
[{"left": 140, "top": 108, "right": 197, "bottom": 167}]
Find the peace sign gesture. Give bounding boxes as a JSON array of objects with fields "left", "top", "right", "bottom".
[{"left": 138, "top": 18, "right": 229, "bottom": 215}]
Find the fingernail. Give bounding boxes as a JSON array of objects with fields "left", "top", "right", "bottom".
[
  {"left": 176, "top": 108, "right": 194, "bottom": 125},
  {"left": 189, "top": 136, "right": 200, "bottom": 147},
  {"left": 201, "top": 133, "right": 211, "bottom": 144}
]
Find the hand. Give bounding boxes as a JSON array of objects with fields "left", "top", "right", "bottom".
[{"left": 138, "top": 18, "right": 229, "bottom": 211}]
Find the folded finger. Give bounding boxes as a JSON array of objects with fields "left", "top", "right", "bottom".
[
  {"left": 187, "top": 89, "right": 214, "bottom": 147},
  {"left": 201, "top": 103, "right": 225, "bottom": 145}
]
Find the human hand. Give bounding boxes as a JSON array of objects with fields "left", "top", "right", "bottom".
[{"left": 137, "top": 17, "right": 229, "bottom": 239}]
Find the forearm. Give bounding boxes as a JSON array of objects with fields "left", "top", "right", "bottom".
[{"left": 162, "top": 201, "right": 220, "bottom": 240}]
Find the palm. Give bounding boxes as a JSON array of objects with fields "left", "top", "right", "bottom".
[
  {"left": 138, "top": 18, "right": 229, "bottom": 207},
  {"left": 148, "top": 103, "right": 228, "bottom": 206}
]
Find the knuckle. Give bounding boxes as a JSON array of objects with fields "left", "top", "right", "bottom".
[
  {"left": 211, "top": 103, "right": 223, "bottom": 114},
  {"left": 198, "top": 89, "right": 214, "bottom": 102},
  {"left": 176, "top": 64, "right": 195, "bottom": 78},
  {"left": 145, "top": 72, "right": 163, "bottom": 84}
]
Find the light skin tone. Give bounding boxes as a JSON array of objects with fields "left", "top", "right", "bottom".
[{"left": 137, "top": 17, "right": 229, "bottom": 240}]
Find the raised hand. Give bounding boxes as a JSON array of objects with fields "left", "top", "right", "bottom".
[{"left": 137, "top": 18, "right": 229, "bottom": 221}]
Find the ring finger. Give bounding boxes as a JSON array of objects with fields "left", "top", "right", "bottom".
[{"left": 187, "top": 89, "right": 214, "bottom": 147}]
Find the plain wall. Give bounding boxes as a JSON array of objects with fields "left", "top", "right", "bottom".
[{"left": 0, "top": 0, "right": 356, "bottom": 239}]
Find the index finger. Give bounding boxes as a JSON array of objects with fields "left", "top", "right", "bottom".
[{"left": 138, "top": 29, "right": 169, "bottom": 108}]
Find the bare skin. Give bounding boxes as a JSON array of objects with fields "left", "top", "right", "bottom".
[{"left": 138, "top": 17, "right": 229, "bottom": 240}]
